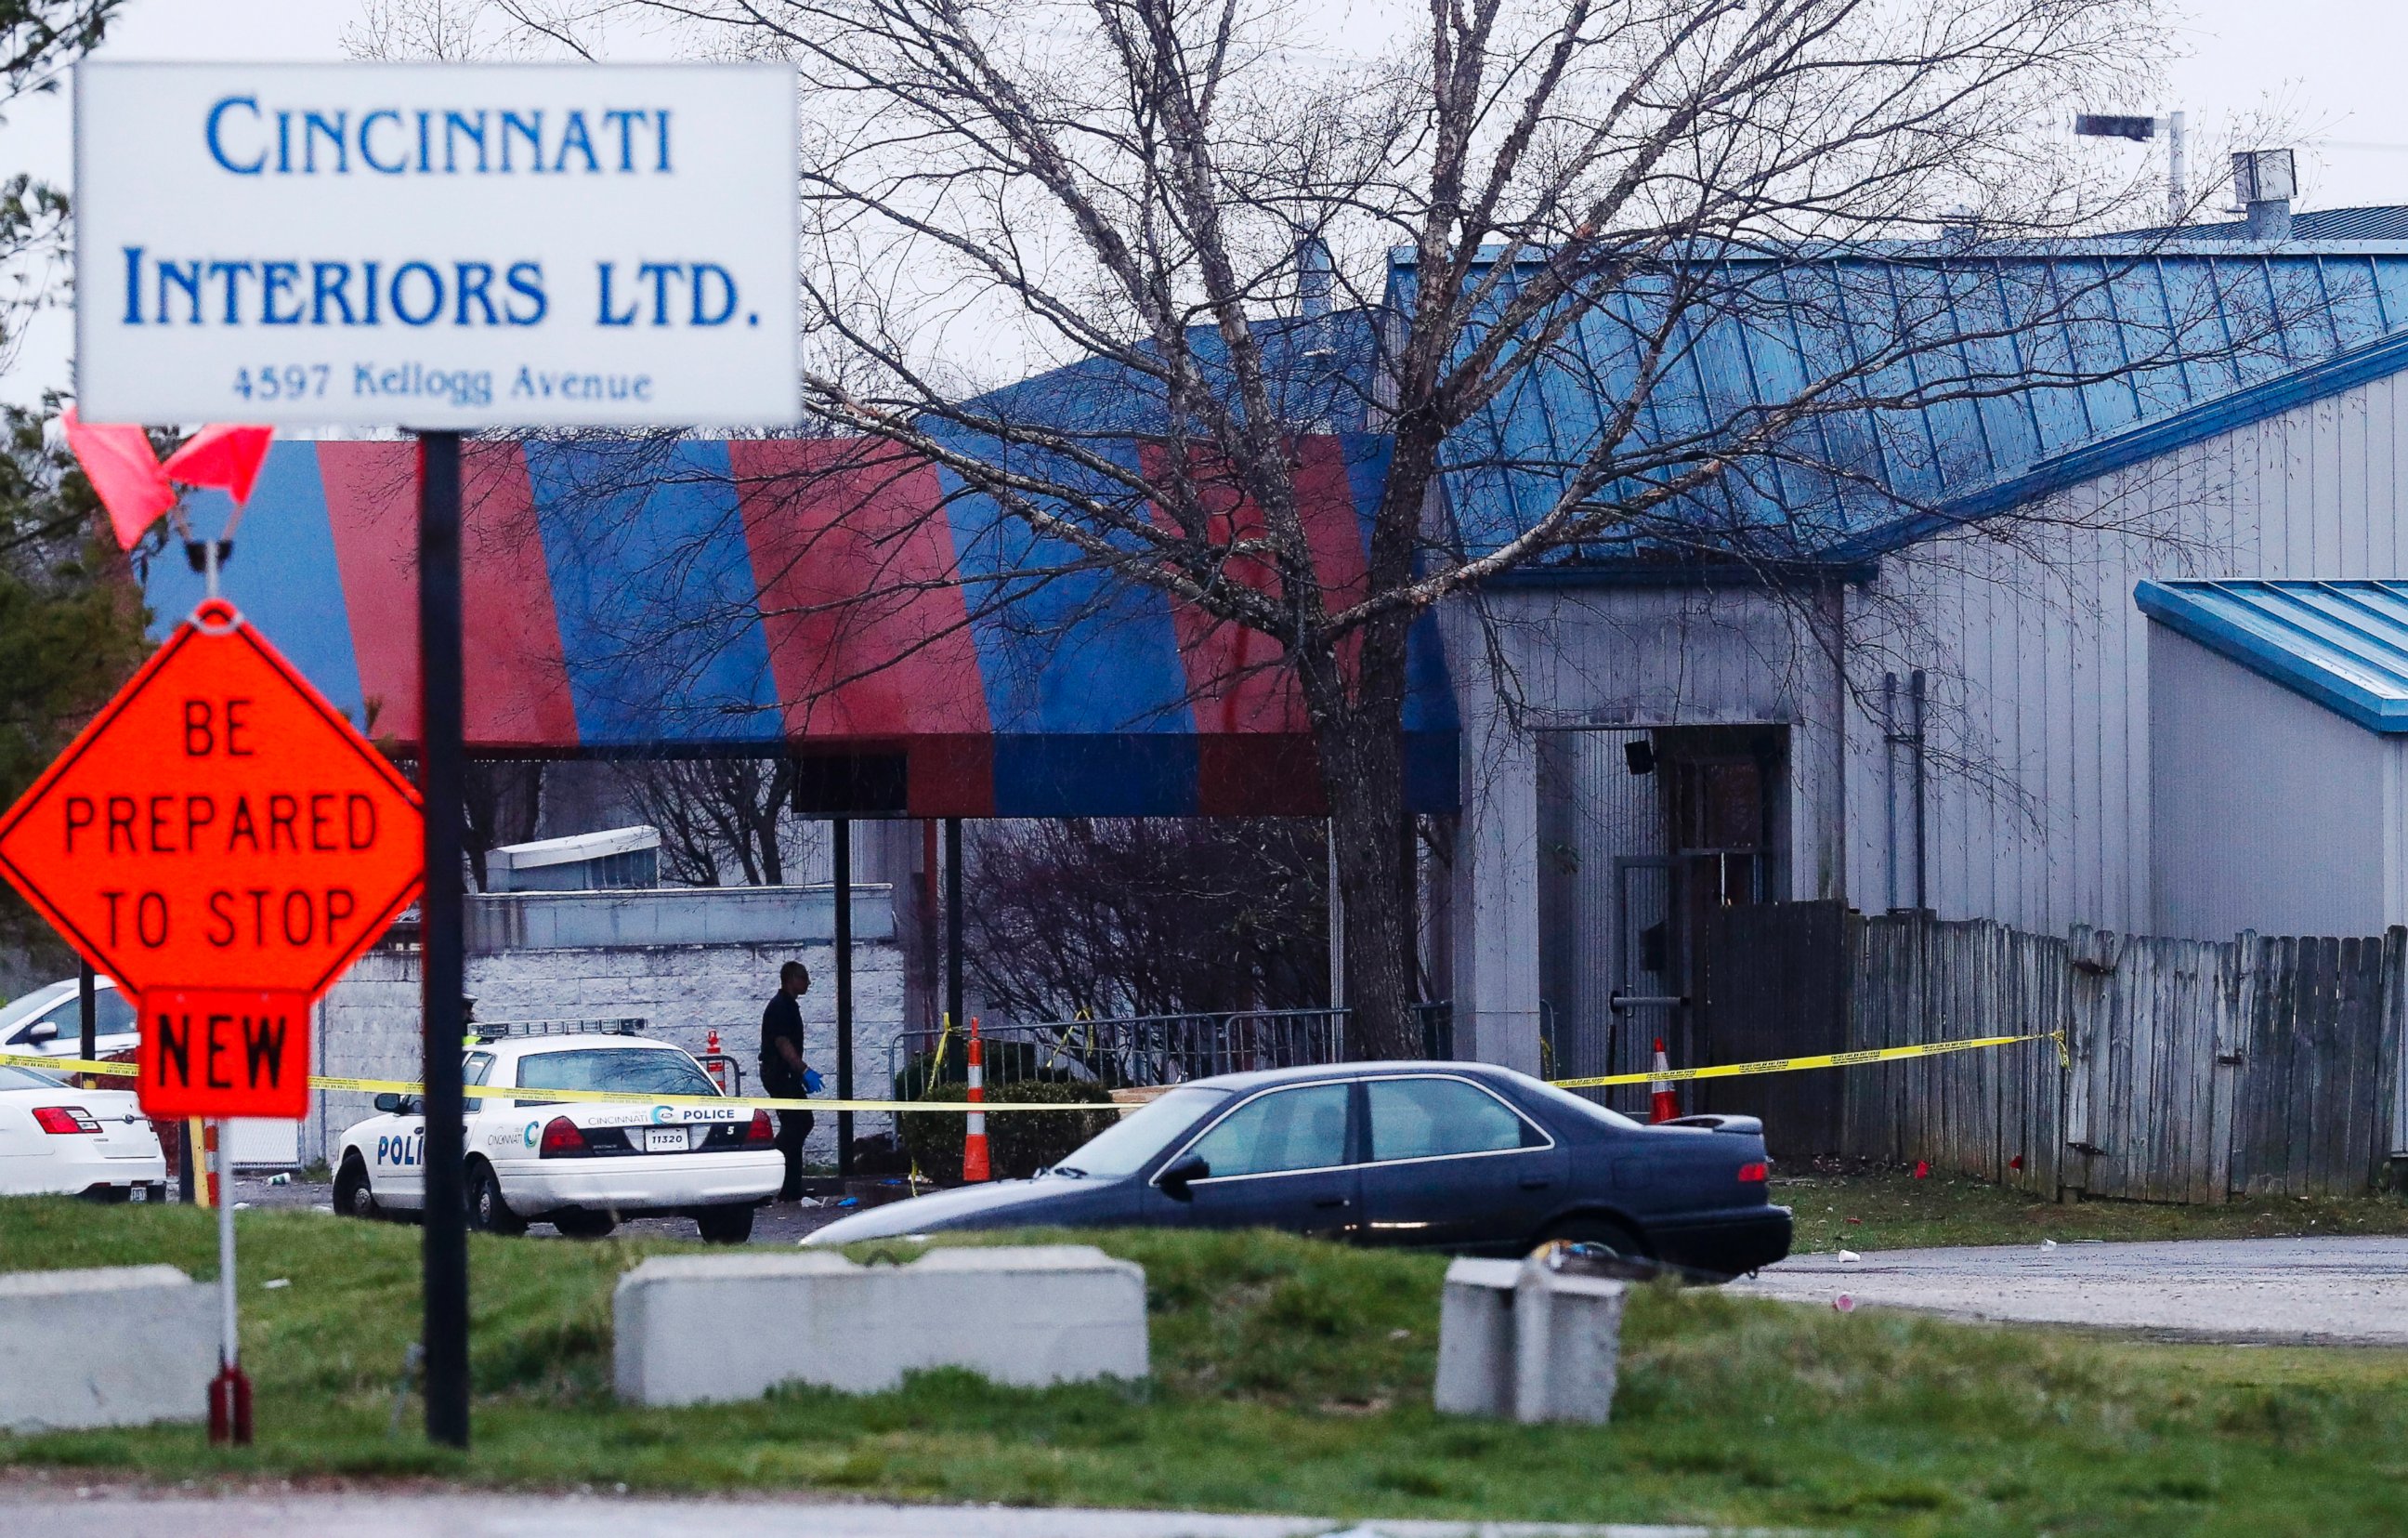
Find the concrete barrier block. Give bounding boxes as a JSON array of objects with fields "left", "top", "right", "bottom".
[
  {"left": 614, "top": 1244, "right": 1148, "bottom": 1406},
  {"left": 1512, "top": 1250, "right": 1628, "bottom": 1425},
  {"left": 1433, "top": 1257, "right": 1519, "bottom": 1417},
  {"left": 0, "top": 1266, "right": 215, "bottom": 1433}
]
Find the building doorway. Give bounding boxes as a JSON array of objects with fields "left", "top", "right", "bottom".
[{"left": 1538, "top": 724, "right": 1787, "bottom": 1110}]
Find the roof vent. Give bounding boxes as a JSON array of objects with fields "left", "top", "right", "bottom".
[{"left": 2232, "top": 149, "right": 2296, "bottom": 241}]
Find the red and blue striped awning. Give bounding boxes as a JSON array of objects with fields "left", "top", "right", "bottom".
[{"left": 143, "top": 435, "right": 1458, "bottom": 819}]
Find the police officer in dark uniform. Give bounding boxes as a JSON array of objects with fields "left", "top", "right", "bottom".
[{"left": 759, "top": 960, "right": 815, "bottom": 1200}]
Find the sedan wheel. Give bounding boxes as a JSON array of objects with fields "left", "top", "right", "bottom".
[
  {"left": 1544, "top": 1215, "right": 1649, "bottom": 1259},
  {"left": 467, "top": 1163, "right": 528, "bottom": 1237},
  {"left": 334, "top": 1156, "right": 380, "bottom": 1220},
  {"left": 694, "top": 1204, "right": 754, "bottom": 1244}
]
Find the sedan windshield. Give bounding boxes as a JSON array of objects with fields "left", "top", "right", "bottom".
[
  {"left": 1050, "top": 1085, "right": 1229, "bottom": 1178},
  {"left": 515, "top": 1047, "right": 718, "bottom": 1102}
]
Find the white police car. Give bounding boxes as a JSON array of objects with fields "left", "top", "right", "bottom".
[{"left": 333, "top": 1021, "right": 781, "bottom": 1242}]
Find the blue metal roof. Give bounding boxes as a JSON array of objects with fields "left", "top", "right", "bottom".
[
  {"left": 2136, "top": 580, "right": 2408, "bottom": 732},
  {"left": 2167, "top": 207, "right": 2408, "bottom": 243},
  {"left": 1402, "top": 221, "right": 2408, "bottom": 569}
]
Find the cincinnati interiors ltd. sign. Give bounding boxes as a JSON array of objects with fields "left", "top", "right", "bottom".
[{"left": 75, "top": 62, "right": 798, "bottom": 427}]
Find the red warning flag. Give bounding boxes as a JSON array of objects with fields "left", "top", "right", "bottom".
[
  {"left": 60, "top": 406, "right": 173, "bottom": 551},
  {"left": 161, "top": 424, "right": 274, "bottom": 506}
]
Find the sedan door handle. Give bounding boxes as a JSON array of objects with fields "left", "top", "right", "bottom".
[
  {"left": 1518, "top": 1177, "right": 1554, "bottom": 1190},
  {"left": 1312, "top": 1197, "right": 1352, "bottom": 1209}
]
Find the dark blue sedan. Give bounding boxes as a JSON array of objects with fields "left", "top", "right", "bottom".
[{"left": 805, "top": 1060, "right": 1791, "bottom": 1278}]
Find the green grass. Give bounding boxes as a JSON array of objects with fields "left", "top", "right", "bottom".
[
  {"left": 1785, "top": 1166, "right": 2408, "bottom": 1253},
  {"left": 4, "top": 1199, "right": 2408, "bottom": 1534}
]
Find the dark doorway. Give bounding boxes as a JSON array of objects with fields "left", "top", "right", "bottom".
[{"left": 1537, "top": 723, "right": 1789, "bottom": 1114}]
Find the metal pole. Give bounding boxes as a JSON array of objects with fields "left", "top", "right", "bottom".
[
  {"left": 216, "top": 1124, "right": 237, "bottom": 1365},
  {"left": 944, "top": 817, "right": 963, "bottom": 1040},
  {"left": 76, "top": 959, "right": 95, "bottom": 1066},
  {"left": 1326, "top": 818, "right": 1344, "bottom": 1011},
  {"left": 2166, "top": 110, "right": 2187, "bottom": 226},
  {"left": 1881, "top": 672, "right": 1898, "bottom": 912},
  {"left": 1908, "top": 668, "right": 1929, "bottom": 913},
  {"left": 417, "top": 428, "right": 470, "bottom": 1451},
  {"left": 832, "top": 817, "right": 854, "bottom": 1177}
]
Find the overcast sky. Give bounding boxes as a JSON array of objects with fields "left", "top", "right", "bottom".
[{"left": 7, "top": 0, "right": 2408, "bottom": 404}]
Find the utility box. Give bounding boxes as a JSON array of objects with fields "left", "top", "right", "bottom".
[{"left": 1433, "top": 1248, "right": 1629, "bottom": 1424}]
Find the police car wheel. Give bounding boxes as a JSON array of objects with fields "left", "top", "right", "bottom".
[
  {"left": 553, "top": 1208, "right": 616, "bottom": 1239},
  {"left": 334, "top": 1154, "right": 379, "bottom": 1220},
  {"left": 467, "top": 1163, "right": 527, "bottom": 1237},
  {"left": 695, "top": 1204, "right": 754, "bottom": 1244}
]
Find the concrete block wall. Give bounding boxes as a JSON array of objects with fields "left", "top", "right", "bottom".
[{"left": 314, "top": 923, "right": 904, "bottom": 1169}]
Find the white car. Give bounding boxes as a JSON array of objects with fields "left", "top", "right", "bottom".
[
  {"left": 334, "top": 1023, "right": 782, "bottom": 1242},
  {"left": 0, "top": 1062, "right": 168, "bottom": 1200},
  {"left": 0, "top": 976, "right": 138, "bottom": 1062}
]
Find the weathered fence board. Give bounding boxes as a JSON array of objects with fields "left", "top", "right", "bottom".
[
  {"left": 1707, "top": 905, "right": 2408, "bottom": 1203},
  {"left": 1697, "top": 902, "right": 1849, "bottom": 1160}
]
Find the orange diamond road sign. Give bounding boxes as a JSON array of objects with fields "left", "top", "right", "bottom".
[{"left": 0, "top": 598, "right": 423, "bottom": 1117}]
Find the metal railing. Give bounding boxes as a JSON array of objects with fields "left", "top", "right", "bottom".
[{"left": 887, "top": 1001, "right": 1457, "bottom": 1096}]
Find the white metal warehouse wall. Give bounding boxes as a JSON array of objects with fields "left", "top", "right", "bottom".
[
  {"left": 1845, "top": 368, "right": 2408, "bottom": 936},
  {"left": 1440, "top": 584, "right": 1844, "bottom": 1071},
  {"left": 2147, "top": 624, "right": 2398, "bottom": 940}
]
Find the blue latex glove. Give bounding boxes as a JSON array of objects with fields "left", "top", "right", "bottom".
[{"left": 802, "top": 1068, "right": 825, "bottom": 1096}]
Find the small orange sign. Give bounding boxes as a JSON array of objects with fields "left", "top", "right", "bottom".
[
  {"left": 137, "top": 988, "right": 311, "bottom": 1119},
  {"left": 0, "top": 598, "right": 423, "bottom": 1117}
]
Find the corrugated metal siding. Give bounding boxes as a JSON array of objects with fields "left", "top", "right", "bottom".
[
  {"left": 1472, "top": 582, "right": 1847, "bottom": 908},
  {"left": 2148, "top": 625, "right": 2388, "bottom": 940},
  {"left": 1536, "top": 730, "right": 1660, "bottom": 1084},
  {"left": 1845, "top": 366, "right": 2408, "bottom": 935}
]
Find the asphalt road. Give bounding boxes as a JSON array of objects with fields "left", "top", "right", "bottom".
[
  {"left": 1733, "top": 1234, "right": 2408, "bottom": 1345},
  {"left": 224, "top": 1175, "right": 861, "bottom": 1244},
  {"left": 0, "top": 1485, "right": 1728, "bottom": 1538}
]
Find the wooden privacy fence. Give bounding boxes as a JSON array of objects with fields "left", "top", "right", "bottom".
[{"left": 1698, "top": 905, "right": 2408, "bottom": 1203}]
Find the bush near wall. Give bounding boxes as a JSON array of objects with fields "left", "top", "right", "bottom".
[
  {"left": 896, "top": 1078, "right": 1118, "bottom": 1182},
  {"left": 890, "top": 1040, "right": 1064, "bottom": 1101}
]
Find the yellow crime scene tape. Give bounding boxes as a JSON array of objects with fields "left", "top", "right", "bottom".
[
  {"left": 0, "top": 1050, "right": 1097, "bottom": 1114},
  {"left": 5, "top": 1029, "right": 2066, "bottom": 1111},
  {"left": 1548, "top": 1030, "right": 2066, "bottom": 1089}
]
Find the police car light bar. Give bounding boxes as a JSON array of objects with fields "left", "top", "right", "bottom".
[{"left": 473, "top": 1018, "right": 648, "bottom": 1042}]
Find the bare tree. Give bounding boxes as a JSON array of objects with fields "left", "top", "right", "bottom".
[
  {"left": 0, "top": 2, "right": 120, "bottom": 375},
  {"left": 461, "top": 760, "right": 546, "bottom": 889},
  {"left": 609, "top": 756, "right": 806, "bottom": 885},
  {"left": 966, "top": 817, "right": 1327, "bottom": 1021},
  {"left": 482, "top": 0, "right": 2302, "bottom": 1056}
]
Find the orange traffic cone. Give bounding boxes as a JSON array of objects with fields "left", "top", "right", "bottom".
[
  {"left": 1649, "top": 1038, "right": 1679, "bottom": 1124},
  {"left": 962, "top": 1019, "right": 991, "bottom": 1182}
]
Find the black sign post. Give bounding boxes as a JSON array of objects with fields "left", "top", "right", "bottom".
[
  {"left": 76, "top": 959, "right": 95, "bottom": 1065},
  {"left": 945, "top": 817, "right": 963, "bottom": 1036},
  {"left": 417, "top": 428, "right": 470, "bottom": 1450},
  {"left": 833, "top": 816, "right": 854, "bottom": 1177}
]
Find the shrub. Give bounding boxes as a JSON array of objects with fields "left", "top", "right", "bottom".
[
  {"left": 989, "top": 1079, "right": 1119, "bottom": 1178},
  {"left": 890, "top": 1039, "right": 1060, "bottom": 1101},
  {"left": 894, "top": 1081, "right": 970, "bottom": 1177},
  {"left": 894, "top": 1077, "right": 1118, "bottom": 1182}
]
